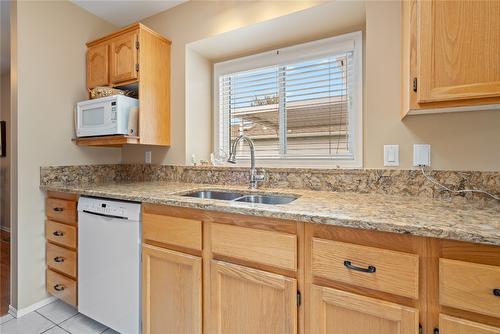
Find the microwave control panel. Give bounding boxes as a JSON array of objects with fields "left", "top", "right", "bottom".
[{"left": 111, "top": 101, "right": 117, "bottom": 121}]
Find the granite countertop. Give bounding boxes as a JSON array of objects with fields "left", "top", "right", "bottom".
[{"left": 41, "top": 181, "right": 500, "bottom": 246}]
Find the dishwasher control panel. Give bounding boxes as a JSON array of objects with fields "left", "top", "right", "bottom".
[{"left": 78, "top": 196, "right": 141, "bottom": 221}]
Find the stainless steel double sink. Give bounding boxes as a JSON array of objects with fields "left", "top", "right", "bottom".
[{"left": 180, "top": 190, "right": 297, "bottom": 205}]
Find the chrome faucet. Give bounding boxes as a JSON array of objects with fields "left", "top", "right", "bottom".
[{"left": 227, "top": 135, "right": 265, "bottom": 189}]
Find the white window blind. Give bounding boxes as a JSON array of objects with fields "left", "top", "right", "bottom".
[{"left": 215, "top": 32, "right": 362, "bottom": 167}]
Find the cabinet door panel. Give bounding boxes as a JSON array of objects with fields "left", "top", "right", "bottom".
[
  {"left": 110, "top": 31, "right": 138, "bottom": 84},
  {"left": 440, "top": 314, "right": 500, "bottom": 334},
  {"left": 87, "top": 43, "right": 109, "bottom": 89},
  {"left": 418, "top": 0, "right": 500, "bottom": 102},
  {"left": 310, "top": 285, "right": 419, "bottom": 334},
  {"left": 142, "top": 244, "right": 202, "bottom": 334},
  {"left": 210, "top": 260, "right": 297, "bottom": 334}
]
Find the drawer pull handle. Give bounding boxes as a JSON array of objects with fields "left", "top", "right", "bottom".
[
  {"left": 54, "top": 256, "right": 65, "bottom": 263},
  {"left": 54, "top": 284, "right": 65, "bottom": 291},
  {"left": 344, "top": 260, "right": 376, "bottom": 273},
  {"left": 53, "top": 207, "right": 64, "bottom": 212},
  {"left": 494, "top": 289, "right": 500, "bottom": 297},
  {"left": 52, "top": 230, "right": 64, "bottom": 237}
]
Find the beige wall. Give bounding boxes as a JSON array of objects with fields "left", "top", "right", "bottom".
[
  {"left": 122, "top": 0, "right": 500, "bottom": 171},
  {"left": 185, "top": 48, "right": 212, "bottom": 163},
  {"left": 364, "top": 1, "right": 500, "bottom": 171},
  {"left": 14, "top": 0, "right": 120, "bottom": 309},
  {"left": 1, "top": 71, "right": 10, "bottom": 231},
  {"left": 121, "top": 0, "right": 325, "bottom": 165}
]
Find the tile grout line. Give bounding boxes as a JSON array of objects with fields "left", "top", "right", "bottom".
[
  {"left": 35, "top": 309, "right": 59, "bottom": 325},
  {"left": 56, "top": 325, "right": 72, "bottom": 334},
  {"left": 58, "top": 312, "right": 80, "bottom": 327},
  {"left": 34, "top": 310, "right": 59, "bottom": 334},
  {"left": 39, "top": 323, "right": 58, "bottom": 334}
]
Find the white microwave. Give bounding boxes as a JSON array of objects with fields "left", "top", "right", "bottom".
[{"left": 75, "top": 95, "right": 138, "bottom": 138}]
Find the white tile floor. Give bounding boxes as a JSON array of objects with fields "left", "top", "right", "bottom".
[{"left": 0, "top": 300, "right": 121, "bottom": 334}]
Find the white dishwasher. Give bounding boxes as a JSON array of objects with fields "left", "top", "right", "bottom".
[{"left": 78, "top": 197, "right": 141, "bottom": 334}]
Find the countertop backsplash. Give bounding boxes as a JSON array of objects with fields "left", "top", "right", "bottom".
[{"left": 40, "top": 164, "right": 500, "bottom": 203}]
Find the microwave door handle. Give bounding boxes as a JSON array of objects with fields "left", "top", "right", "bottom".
[{"left": 106, "top": 102, "right": 113, "bottom": 125}]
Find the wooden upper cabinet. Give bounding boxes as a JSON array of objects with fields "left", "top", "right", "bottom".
[
  {"left": 83, "top": 23, "right": 171, "bottom": 147},
  {"left": 109, "top": 31, "right": 138, "bottom": 84},
  {"left": 142, "top": 244, "right": 202, "bottom": 334},
  {"left": 310, "top": 285, "right": 419, "bottom": 334},
  {"left": 418, "top": 1, "right": 500, "bottom": 103},
  {"left": 87, "top": 43, "right": 109, "bottom": 89},
  {"left": 402, "top": 0, "right": 500, "bottom": 116},
  {"left": 210, "top": 260, "right": 297, "bottom": 334}
]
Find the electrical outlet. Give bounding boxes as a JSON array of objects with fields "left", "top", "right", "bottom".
[
  {"left": 145, "top": 151, "right": 152, "bottom": 164},
  {"left": 413, "top": 144, "right": 430, "bottom": 166}
]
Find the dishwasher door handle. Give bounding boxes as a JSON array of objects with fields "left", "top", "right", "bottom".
[{"left": 82, "top": 210, "right": 128, "bottom": 220}]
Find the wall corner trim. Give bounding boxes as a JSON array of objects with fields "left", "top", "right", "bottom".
[{"left": 8, "top": 296, "right": 57, "bottom": 318}]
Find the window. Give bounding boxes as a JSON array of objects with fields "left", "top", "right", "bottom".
[{"left": 214, "top": 32, "right": 362, "bottom": 167}]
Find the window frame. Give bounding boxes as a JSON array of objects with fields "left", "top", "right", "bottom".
[{"left": 213, "top": 31, "right": 363, "bottom": 168}]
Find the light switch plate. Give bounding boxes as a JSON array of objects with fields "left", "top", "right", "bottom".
[
  {"left": 384, "top": 145, "right": 399, "bottom": 166},
  {"left": 413, "top": 144, "right": 431, "bottom": 166},
  {"left": 145, "top": 151, "right": 152, "bottom": 164}
]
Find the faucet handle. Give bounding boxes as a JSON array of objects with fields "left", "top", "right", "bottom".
[
  {"left": 255, "top": 170, "right": 265, "bottom": 181},
  {"left": 255, "top": 174, "right": 265, "bottom": 181}
]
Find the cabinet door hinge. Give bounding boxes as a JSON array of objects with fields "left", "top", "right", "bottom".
[
  {"left": 413, "top": 77, "right": 418, "bottom": 92},
  {"left": 297, "top": 291, "right": 301, "bottom": 307},
  {"left": 136, "top": 41, "right": 140, "bottom": 49},
  {"left": 135, "top": 63, "right": 139, "bottom": 72}
]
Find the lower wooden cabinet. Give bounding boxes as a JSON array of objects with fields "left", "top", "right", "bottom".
[
  {"left": 142, "top": 244, "right": 202, "bottom": 334},
  {"left": 45, "top": 192, "right": 78, "bottom": 306},
  {"left": 138, "top": 204, "right": 500, "bottom": 334},
  {"left": 310, "top": 285, "right": 419, "bottom": 334},
  {"left": 440, "top": 314, "right": 500, "bottom": 334},
  {"left": 210, "top": 260, "right": 297, "bottom": 334},
  {"left": 439, "top": 258, "right": 500, "bottom": 319}
]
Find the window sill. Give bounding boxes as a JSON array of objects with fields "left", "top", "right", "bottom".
[{"left": 217, "top": 158, "right": 362, "bottom": 169}]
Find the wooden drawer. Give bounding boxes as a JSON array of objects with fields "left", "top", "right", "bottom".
[
  {"left": 46, "top": 198, "right": 77, "bottom": 224},
  {"left": 46, "top": 243, "right": 77, "bottom": 278},
  {"left": 46, "top": 269, "right": 77, "bottom": 307},
  {"left": 46, "top": 220, "right": 77, "bottom": 249},
  {"left": 211, "top": 223, "right": 297, "bottom": 271},
  {"left": 142, "top": 212, "right": 202, "bottom": 251},
  {"left": 440, "top": 314, "right": 500, "bottom": 334},
  {"left": 440, "top": 258, "right": 500, "bottom": 318},
  {"left": 312, "top": 238, "right": 419, "bottom": 299}
]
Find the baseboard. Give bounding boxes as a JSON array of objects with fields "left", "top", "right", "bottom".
[
  {"left": 0, "top": 226, "right": 10, "bottom": 233},
  {"left": 8, "top": 296, "right": 57, "bottom": 318}
]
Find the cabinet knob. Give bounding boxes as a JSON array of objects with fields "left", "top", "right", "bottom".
[
  {"left": 344, "top": 260, "right": 376, "bottom": 273},
  {"left": 54, "top": 284, "right": 65, "bottom": 291},
  {"left": 53, "top": 207, "right": 64, "bottom": 212},
  {"left": 54, "top": 256, "right": 65, "bottom": 263},
  {"left": 52, "top": 230, "right": 64, "bottom": 237},
  {"left": 494, "top": 288, "right": 500, "bottom": 297}
]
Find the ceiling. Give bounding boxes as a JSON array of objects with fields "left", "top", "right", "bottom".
[{"left": 71, "top": 0, "right": 187, "bottom": 27}]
